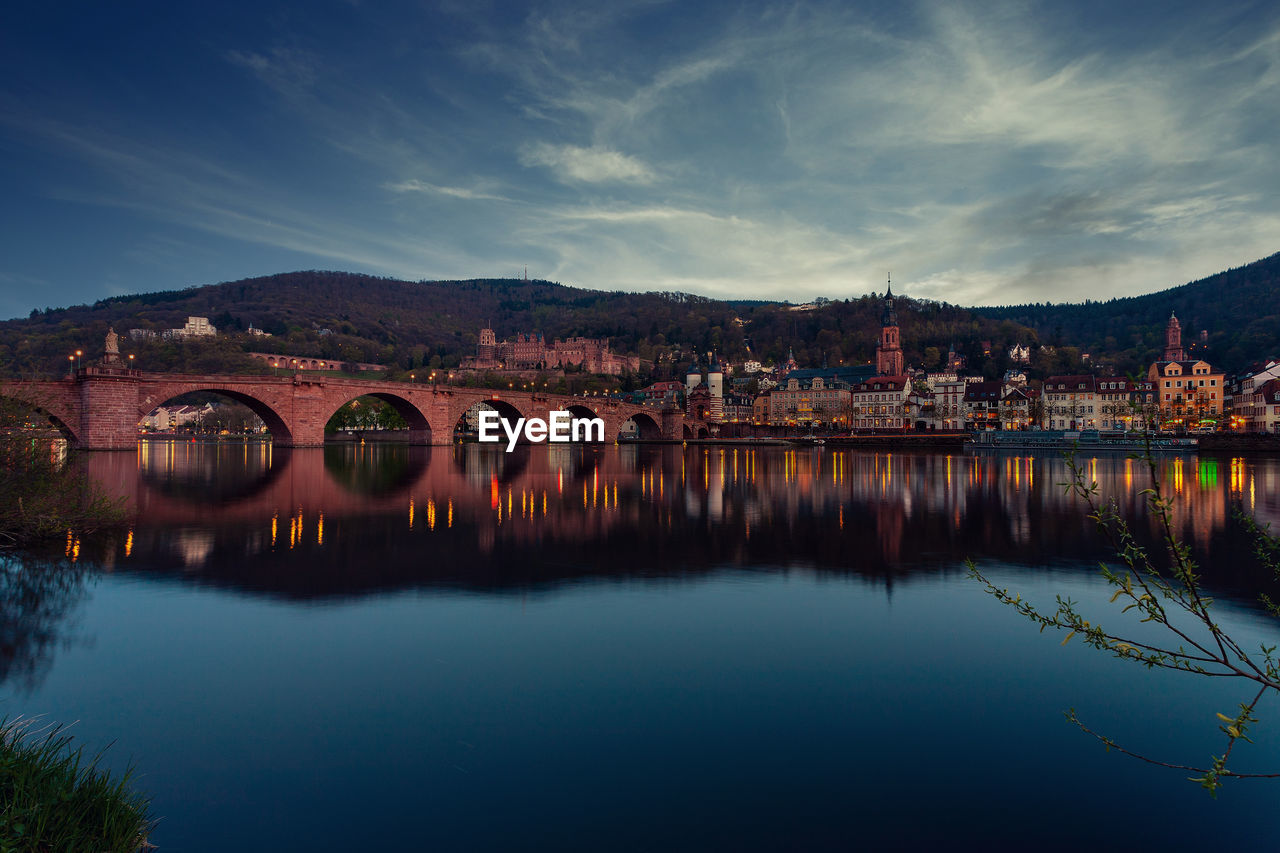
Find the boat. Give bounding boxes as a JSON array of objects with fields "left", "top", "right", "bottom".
[{"left": 967, "top": 430, "right": 1198, "bottom": 453}]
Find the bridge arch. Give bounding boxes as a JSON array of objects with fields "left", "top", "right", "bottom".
[
  {"left": 1, "top": 395, "right": 80, "bottom": 444},
  {"left": 448, "top": 396, "right": 529, "bottom": 441},
  {"left": 328, "top": 392, "right": 432, "bottom": 443},
  {"left": 139, "top": 386, "right": 294, "bottom": 443},
  {"left": 625, "top": 412, "right": 663, "bottom": 440}
]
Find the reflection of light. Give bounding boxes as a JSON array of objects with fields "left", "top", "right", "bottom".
[
  {"left": 317, "top": 512, "right": 324, "bottom": 545},
  {"left": 448, "top": 499, "right": 454, "bottom": 528},
  {"left": 271, "top": 513, "right": 277, "bottom": 547},
  {"left": 409, "top": 498, "right": 415, "bottom": 529},
  {"left": 839, "top": 505, "right": 844, "bottom": 530},
  {"left": 491, "top": 476, "right": 500, "bottom": 509},
  {"left": 427, "top": 500, "right": 436, "bottom": 531},
  {"left": 124, "top": 529, "right": 133, "bottom": 558}
]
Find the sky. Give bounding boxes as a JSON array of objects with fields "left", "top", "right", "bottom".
[{"left": 2, "top": 0, "right": 1278, "bottom": 320}]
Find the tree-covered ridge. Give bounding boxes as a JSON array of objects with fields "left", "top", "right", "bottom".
[
  {"left": 978, "top": 252, "right": 1280, "bottom": 374},
  {"left": 1, "top": 271, "right": 1032, "bottom": 379},
  {"left": 1, "top": 250, "right": 1275, "bottom": 380}
]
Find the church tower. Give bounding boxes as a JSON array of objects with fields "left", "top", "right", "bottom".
[
  {"left": 1163, "top": 311, "right": 1185, "bottom": 362},
  {"left": 875, "top": 276, "right": 904, "bottom": 377}
]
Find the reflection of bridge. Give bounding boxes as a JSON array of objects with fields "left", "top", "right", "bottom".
[{"left": 1, "top": 368, "right": 688, "bottom": 449}]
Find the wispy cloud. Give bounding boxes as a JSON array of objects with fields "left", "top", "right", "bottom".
[
  {"left": 383, "top": 179, "right": 513, "bottom": 202},
  {"left": 2, "top": 0, "right": 1278, "bottom": 316},
  {"left": 519, "top": 142, "right": 656, "bottom": 184}
]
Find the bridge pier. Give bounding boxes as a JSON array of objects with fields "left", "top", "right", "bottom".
[
  {"left": 661, "top": 407, "right": 685, "bottom": 440},
  {"left": 78, "top": 370, "right": 143, "bottom": 450}
]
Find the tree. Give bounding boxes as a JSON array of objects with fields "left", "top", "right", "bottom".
[
  {"left": 0, "top": 398, "right": 123, "bottom": 547},
  {"left": 970, "top": 446, "right": 1280, "bottom": 794}
]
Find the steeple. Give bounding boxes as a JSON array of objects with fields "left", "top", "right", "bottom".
[
  {"left": 1163, "top": 311, "right": 1185, "bottom": 362},
  {"left": 876, "top": 274, "right": 904, "bottom": 377},
  {"left": 881, "top": 273, "right": 898, "bottom": 328}
]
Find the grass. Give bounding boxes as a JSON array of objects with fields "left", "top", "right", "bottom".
[{"left": 0, "top": 717, "right": 152, "bottom": 852}]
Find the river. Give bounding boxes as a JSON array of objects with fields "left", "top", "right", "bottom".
[{"left": 3, "top": 441, "right": 1279, "bottom": 850}]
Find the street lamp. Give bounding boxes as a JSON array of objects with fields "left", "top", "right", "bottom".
[
  {"left": 75, "top": 350, "right": 82, "bottom": 371},
  {"left": 128, "top": 353, "right": 135, "bottom": 372},
  {"left": 68, "top": 354, "right": 74, "bottom": 376}
]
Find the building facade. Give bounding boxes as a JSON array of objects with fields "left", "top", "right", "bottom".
[
  {"left": 1042, "top": 375, "right": 1098, "bottom": 430},
  {"left": 464, "top": 327, "right": 640, "bottom": 375},
  {"left": 849, "top": 376, "right": 910, "bottom": 431}
]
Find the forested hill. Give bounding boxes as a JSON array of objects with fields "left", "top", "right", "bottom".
[
  {"left": 0, "top": 271, "right": 1037, "bottom": 379},
  {"left": 2, "top": 252, "right": 1275, "bottom": 380},
  {"left": 974, "top": 252, "right": 1280, "bottom": 372}
]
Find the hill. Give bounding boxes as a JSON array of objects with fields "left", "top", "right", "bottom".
[
  {"left": 1, "top": 251, "right": 1275, "bottom": 382},
  {"left": 0, "top": 271, "right": 1038, "bottom": 381},
  {"left": 974, "top": 252, "right": 1280, "bottom": 374}
]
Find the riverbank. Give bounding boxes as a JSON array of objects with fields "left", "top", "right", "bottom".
[{"left": 0, "top": 718, "right": 151, "bottom": 852}]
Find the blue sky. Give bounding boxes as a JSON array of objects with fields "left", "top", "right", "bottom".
[{"left": 2, "top": 0, "right": 1278, "bottom": 320}]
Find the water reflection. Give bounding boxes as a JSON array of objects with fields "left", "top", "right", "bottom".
[
  {"left": 65, "top": 442, "right": 1280, "bottom": 604},
  {"left": 0, "top": 554, "right": 90, "bottom": 691}
]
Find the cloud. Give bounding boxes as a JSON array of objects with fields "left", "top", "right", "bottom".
[
  {"left": 225, "top": 47, "right": 319, "bottom": 98},
  {"left": 518, "top": 142, "right": 656, "bottom": 184},
  {"left": 383, "top": 179, "right": 513, "bottom": 202},
  {"left": 4, "top": 0, "right": 1279, "bottom": 318}
]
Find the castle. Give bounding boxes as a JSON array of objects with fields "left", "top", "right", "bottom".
[{"left": 464, "top": 327, "right": 639, "bottom": 375}]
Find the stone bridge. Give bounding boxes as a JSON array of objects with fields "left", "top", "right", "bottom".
[{"left": 0, "top": 367, "right": 691, "bottom": 449}]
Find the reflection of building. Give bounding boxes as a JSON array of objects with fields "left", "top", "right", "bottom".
[{"left": 464, "top": 327, "right": 639, "bottom": 375}]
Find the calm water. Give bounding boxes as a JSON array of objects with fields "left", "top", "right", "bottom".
[{"left": 4, "top": 441, "right": 1280, "bottom": 850}]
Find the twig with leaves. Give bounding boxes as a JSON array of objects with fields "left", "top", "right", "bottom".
[{"left": 969, "top": 443, "right": 1280, "bottom": 795}]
